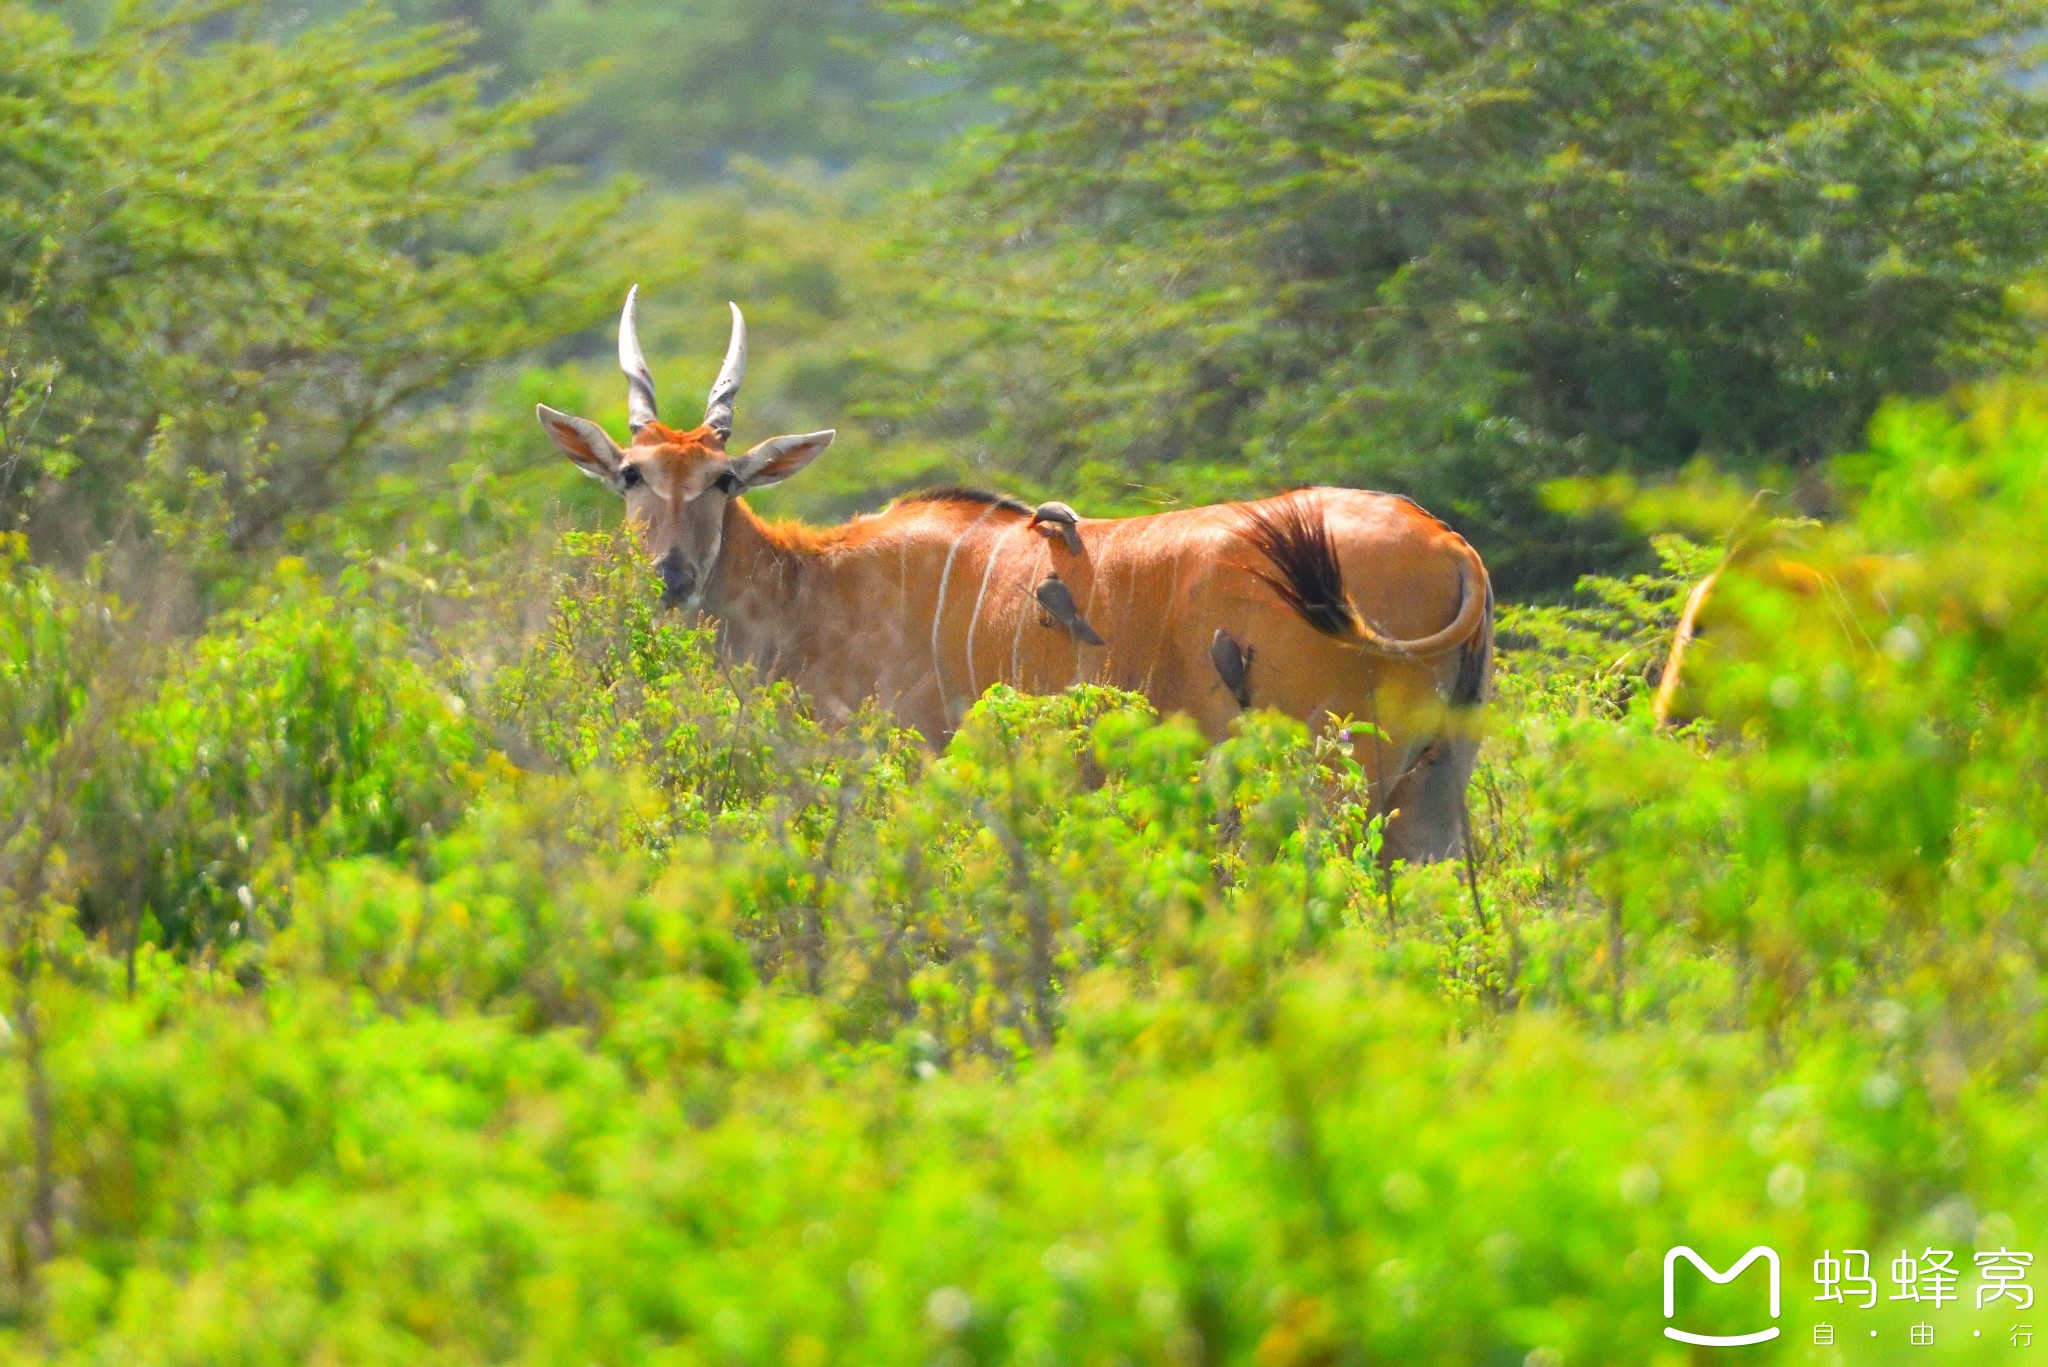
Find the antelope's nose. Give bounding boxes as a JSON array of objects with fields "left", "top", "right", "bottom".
[{"left": 657, "top": 552, "right": 696, "bottom": 608}]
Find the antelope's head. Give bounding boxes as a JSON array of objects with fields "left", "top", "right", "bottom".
[{"left": 536, "top": 288, "right": 835, "bottom": 609}]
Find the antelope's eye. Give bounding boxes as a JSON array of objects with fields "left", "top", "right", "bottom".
[{"left": 619, "top": 464, "right": 643, "bottom": 489}]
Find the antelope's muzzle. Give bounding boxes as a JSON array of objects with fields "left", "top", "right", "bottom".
[{"left": 657, "top": 551, "right": 697, "bottom": 609}]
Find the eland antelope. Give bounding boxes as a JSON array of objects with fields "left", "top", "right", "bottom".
[{"left": 537, "top": 290, "right": 1494, "bottom": 861}]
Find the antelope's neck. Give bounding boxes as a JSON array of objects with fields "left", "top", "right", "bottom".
[{"left": 703, "top": 497, "right": 815, "bottom": 673}]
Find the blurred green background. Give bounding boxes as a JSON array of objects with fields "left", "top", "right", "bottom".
[{"left": 9, "top": 0, "right": 2048, "bottom": 1362}]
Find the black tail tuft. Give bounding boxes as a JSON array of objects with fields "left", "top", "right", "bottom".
[{"left": 1233, "top": 493, "right": 1359, "bottom": 640}]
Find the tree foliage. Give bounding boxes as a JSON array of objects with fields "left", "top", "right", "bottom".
[
  {"left": 0, "top": 2, "right": 624, "bottom": 586},
  {"left": 917, "top": 0, "right": 2048, "bottom": 589},
  {"left": 251, "top": 0, "right": 954, "bottom": 181}
]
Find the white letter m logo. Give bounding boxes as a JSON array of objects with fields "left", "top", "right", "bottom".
[{"left": 1663, "top": 1246, "right": 1781, "bottom": 1346}]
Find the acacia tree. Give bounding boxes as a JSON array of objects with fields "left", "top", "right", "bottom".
[
  {"left": 0, "top": 2, "right": 627, "bottom": 584},
  {"left": 919, "top": 0, "right": 2048, "bottom": 589}
]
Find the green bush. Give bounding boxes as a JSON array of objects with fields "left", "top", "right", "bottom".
[
  {"left": 486, "top": 529, "right": 922, "bottom": 853},
  {"left": 16, "top": 377, "right": 2048, "bottom": 1361},
  {"left": 0, "top": 905, "right": 2021, "bottom": 1364},
  {"left": 804, "top": 689, "right": 1384, "bottom": 1062},
  {"left": 1531, "top": 387, "right": 2048, "bottom": 1061},
  {"left": 280, "top": 781, "right": 756, "bottom": 1052},
  {"left": 71, "top": 559, "right": 485, "bottom": 956}
]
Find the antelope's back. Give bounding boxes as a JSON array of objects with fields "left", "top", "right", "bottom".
[{"left": 838, "top": 487, "right": 1488, "bottom": 760}]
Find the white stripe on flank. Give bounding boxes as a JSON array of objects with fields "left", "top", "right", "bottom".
[
  {"left": 1159, "top": 536, "right": 1186, "bottom": 644},
  {"left": 964, "top": 522, "right": 1022, "bottom": 698},
  {"left": 929, "top": 505, "right": 999, "bottom": 715},
  {"left": 1010, "top": 537, "right": 1048, "bottom": 688},
  {"left": 1075, "top": 518, "right": 1125, "bottom": 688},
  {"left": 1148, "top": 535, "right": 1187, "bottom": 698}
]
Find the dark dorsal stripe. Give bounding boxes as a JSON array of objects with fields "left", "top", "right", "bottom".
[{"left": 899, "top": 486, "right": 1034, "bottom": 516}]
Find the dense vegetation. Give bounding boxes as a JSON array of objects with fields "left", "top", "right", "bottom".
[
  {"left": 8, "top": 0, "right": 2048, "bottom": 1362},
  {"left": 919, "top": 0, "right": 2048, "bottom": 588}
]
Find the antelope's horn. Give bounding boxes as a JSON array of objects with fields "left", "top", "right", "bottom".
[
  {"left": 619, "top": 285, "right": 658, "bottom": 434},
  {"left": 703, "top": 301, "right": 746, "bottom": 441}
]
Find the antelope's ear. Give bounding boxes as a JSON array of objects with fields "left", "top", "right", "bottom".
[
  {"left": 536, "top": 404, "right": 623, "bottom": 487},
  {"left": 726, "top": 430, "right": 835, "bottom": 491}
]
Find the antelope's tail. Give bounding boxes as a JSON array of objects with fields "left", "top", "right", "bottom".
[{"left": 1234, "top": 491, "right": 1492, "bottom": 662}]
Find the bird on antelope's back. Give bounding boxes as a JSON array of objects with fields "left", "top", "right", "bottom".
[
  {"left": 1029, "top": 500, "right": 1084, "bottom": 554},
  {"left": 1034, "top": 571, "right": 1105, "bottom": 645},
  {"left": 534, "top": 288, "right": 1494, "bottom": 862}
]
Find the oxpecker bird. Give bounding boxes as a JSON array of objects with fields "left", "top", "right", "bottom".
[
  {"left": 1035, "top": 572, "right": 1105, "bottom": 646},
  {"left": 1028, "top": 501, "right": 1084, "bottom": 554},
  {"left": 1210, "top": 628, "right": 1253, "bottom": 708}
]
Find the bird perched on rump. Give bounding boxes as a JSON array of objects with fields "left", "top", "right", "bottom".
[
  {"left": 1034, "top": 572, "right": 1105, "bottom": 646},
  {"left": 1209, "top": 628, "right": 1253, "bottom": 708}
]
